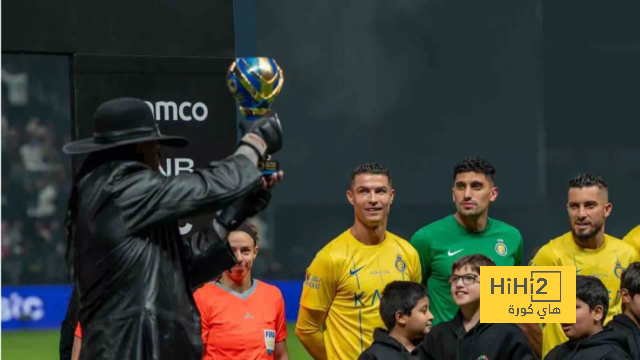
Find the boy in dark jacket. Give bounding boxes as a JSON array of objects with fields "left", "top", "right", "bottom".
[
  {"left": 545, "top": 275, "right": 632, "bottom": 360},
  {"left": 421, "top": 254, "right": 538, "bottom": 360},
  {"left": 608, "top": 262, "right": 640, "bottom": 360},
  {"left": 358, "top": 281, "right": 434, "bottom": 360}
]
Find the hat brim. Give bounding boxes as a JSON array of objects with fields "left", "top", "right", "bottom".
[{"left": 63, "top": 134, "right": 190, "bottom": 155}]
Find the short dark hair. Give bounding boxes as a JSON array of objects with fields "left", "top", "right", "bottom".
[
  {"left": 621, "top": 262, "right": 640, "bottom": 298},
  {"left": 452, "top": 254, "right": 496, "bottom": 274},
  {"left": 349, "top": 162, "right": 391, "bottom": 188},
  {"left": 233, "top": 222, "right": 260, "bottom": 246},
  {"left": 576, "top": 275, "right": 609, "bottom": 325},
  {"left": 453, "top": 157, "right": 496, "bottom": 183},
  {"left": 379, "top": 281, "right": 428, "bottom": 331},
  {"left": 568, "top": 172, "right": 608, "bottom": 190}
]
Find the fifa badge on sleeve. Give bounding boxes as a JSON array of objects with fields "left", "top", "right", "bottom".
[{"left": 264, "top": 329, "right": 276, "bottom": 355}]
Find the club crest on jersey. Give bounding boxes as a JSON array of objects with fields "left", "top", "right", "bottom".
[
  {"left": 476, "top": 356, "right": 489, "bottom": 360},
  {"left": 395, "top": 255, "right": 407, "bottom": 273},
  {"left": 495, "top": 239, "right": 508, "bottom": 256},
  {"left": 614, "top": 261, "right": 624, "bottom": 278}
]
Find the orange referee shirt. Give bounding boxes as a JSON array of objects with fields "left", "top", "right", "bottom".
[{"left": 193, "top": 279, "right": 287, "bottom": 360}]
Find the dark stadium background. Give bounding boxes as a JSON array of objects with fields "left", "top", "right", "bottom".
[{"left": 2, "top": 0, "right": 639, "bottom": 358}]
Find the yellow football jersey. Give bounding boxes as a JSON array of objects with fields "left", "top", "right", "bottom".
[
  {"left": 623, "top": 225, "right": 640, "bottom": 258},
  {"left": 299, "top": 229, "right": 421, "bottom": 360},
  {"left": 529, "top": 232, "right": 639, "bottom": 358}
]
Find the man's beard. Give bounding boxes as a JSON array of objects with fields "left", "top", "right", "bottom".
[{"left": 571, "top": 221, "right": 604, "bottom": 242}]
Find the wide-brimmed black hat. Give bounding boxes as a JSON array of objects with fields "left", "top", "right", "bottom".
[{"left": 63, "top": 97, "right": 190, "bottom": 155}]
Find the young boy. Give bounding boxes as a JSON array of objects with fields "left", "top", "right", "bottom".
[
  {"left": 358, "top": 281, "right": 433, "bottom": 360},
  {"left": 545, "top": 275, "right": 631, "bottom": 360},
  {"left": 420, "top": 254, "right": 537, "bottom": 360},
  {"left": 608, "top": 263, "right": 640, "bottom": 360}
]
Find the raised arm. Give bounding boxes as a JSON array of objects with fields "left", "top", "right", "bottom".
[
  {"left": 116, "top": 111, "right": 283, "bottom": 234},
  {"left": 185, "top": 223, "right": 237, "bottom": 288},
  {"left": 186, "top": 188, "right": 274, "bottom": 288},
  {"left": 115, "top": 153, "right": 263, "bottom": 234}
]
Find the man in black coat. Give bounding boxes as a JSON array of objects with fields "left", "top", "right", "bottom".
[{"left": 60, "top": 97, "right": 283, "bottom": 360}]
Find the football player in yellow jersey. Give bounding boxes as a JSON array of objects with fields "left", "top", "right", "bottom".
[
  {"left": 295, "top": 163, "right": 421, "bottom": 360},
  {"left": 623, "top": 225, "right": 640, "bottom": 258},
  {"left": 530, "top": 172, "right": 639, "bottom": 358}
]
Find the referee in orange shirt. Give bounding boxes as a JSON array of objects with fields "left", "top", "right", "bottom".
[
  {"left": 193, "top": 223, "right": 290, "bottom": 360},
  {"left": 73, "top": 224, "right": 289, "bottom": 360}
]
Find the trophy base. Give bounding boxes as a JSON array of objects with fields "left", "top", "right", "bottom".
[{"left": 258, "top": 159, "right": 279, "bottom": 176}]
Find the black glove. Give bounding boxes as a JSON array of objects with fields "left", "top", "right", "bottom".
[
  {"left": 239, "top": 112, "right": 283, "bottom": 158},
  {"left": 216, "top": 189, "right": 272, "bottom": 231}
]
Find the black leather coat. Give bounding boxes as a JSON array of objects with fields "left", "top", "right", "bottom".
[{"left": 72, "top": 153, "right": 263, "bottom": 360}]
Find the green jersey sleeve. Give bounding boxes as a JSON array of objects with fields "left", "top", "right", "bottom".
[{"left": 410, "top": 228, "right": 432, "bottom": 285}]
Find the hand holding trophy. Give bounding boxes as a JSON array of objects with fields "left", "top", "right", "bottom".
[{"left": 227, "top": 57, "right": 284, "bottom": 176}]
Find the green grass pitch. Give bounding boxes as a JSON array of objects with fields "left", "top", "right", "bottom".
[{"left": 1, "top": 323, "right": 312, "bottom": 360}]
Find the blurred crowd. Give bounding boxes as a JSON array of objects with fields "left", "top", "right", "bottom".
[{"left": 1, "top": 56, "right": 73, "bottom": 285}]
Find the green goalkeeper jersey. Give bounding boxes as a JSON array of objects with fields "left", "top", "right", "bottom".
[{"left": 410, "top": 215, "right": 523, "bottom": 325}]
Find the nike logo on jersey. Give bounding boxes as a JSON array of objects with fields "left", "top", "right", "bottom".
[
  {"left": 448, "top": 249, "right": 464, "bottom": 256},
  {"left": 350, "top": 266, "right": 365, "bottom": 275}
]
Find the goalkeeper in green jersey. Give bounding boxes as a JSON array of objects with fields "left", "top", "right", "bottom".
[{"left": 410, "top": 156, "right": 541, "bottom": 357}]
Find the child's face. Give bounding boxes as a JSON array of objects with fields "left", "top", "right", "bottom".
[
  {"left": 561, "top": 298, "right": 603, "bottom": 340},
  {"left": 450, "top": 265, "right": 481, "bottom": 306},
  {"left": 403, "top": 296, "right": 434, "bottom": 338},
  {"left": 622, "top": 289, "right": 640, "bottom": 325}
]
